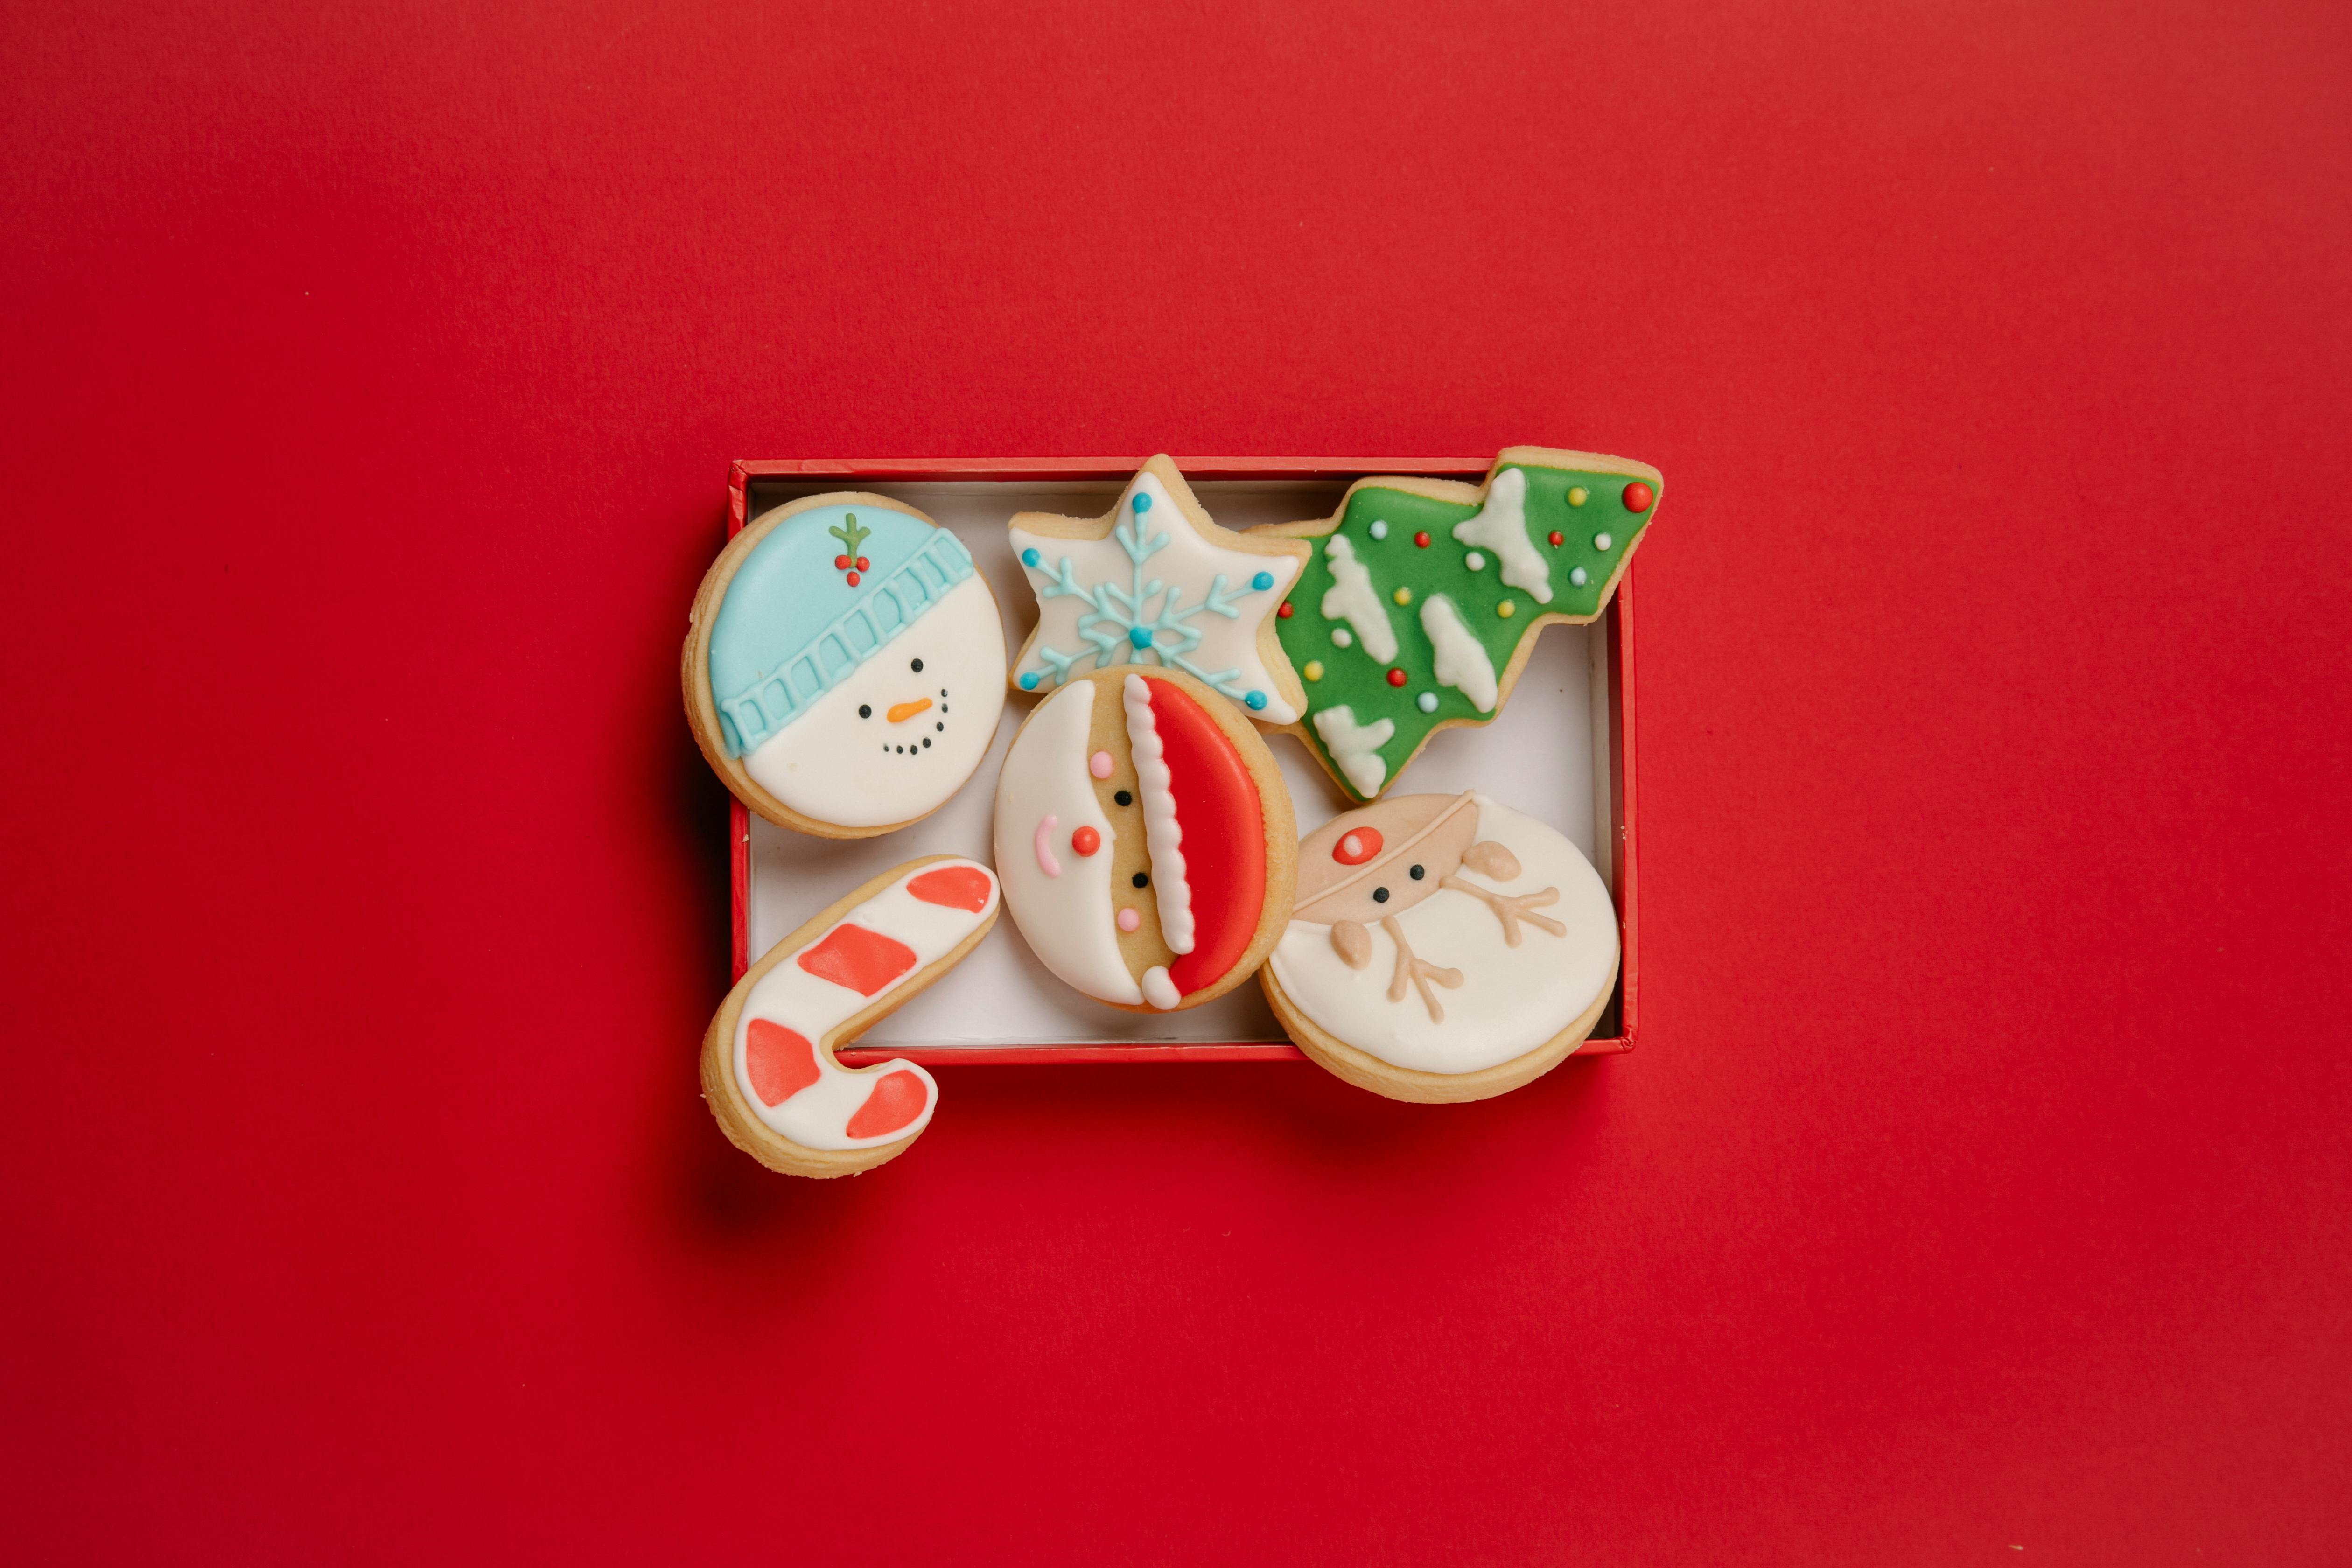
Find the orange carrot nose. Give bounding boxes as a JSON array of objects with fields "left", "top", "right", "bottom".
[{"left": 886, "top": 698, "right": 933, "bottom": 724}]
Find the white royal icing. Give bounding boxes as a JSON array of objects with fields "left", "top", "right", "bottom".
[
  {"left": 733, "top": 861, "right": 1000, "bottom": 1150},
  {"left": 1449, "top": 468, "right": 1552, "bottom": 605},
  {"left": 1269, "top": 798, "right": 1616, "bottom": 1075},
  {"left": 742, "top": 573, "right": 1006, "bottom": 827},
  {"left": 1319, "top": 534, "right": 1398, "bottom": 663},
  {"left": 1311, "top": 705, "right": 1394, "bottom": 798},
  {"left": 1420, "top": 593, "right": 1498, "bottom": 713},
  {"left": 1141, "top": 966, "right": 1180, "bottom": 1010},
  {"left": 994, "top": 681, "right": 1143, "bottom": 1005},
  {"left": 1122, "top": 673, "right": 1194, "bottom": 955},
  {"left": 1012, "top": 468, "right": 1302, "bottom": 724}
]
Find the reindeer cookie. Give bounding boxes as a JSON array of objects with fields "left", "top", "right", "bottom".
[
  {"left": 1253, "top": 449, "right": 1661, "bottom": 801},
  {"left": 993, "top": 666, "right": 1295, "bottom": 1012},
  {"left": 702, "top": 855, "right": 1000, "bottom": 1177},
  {"left": 1261, "top": 792, "right": 1619, "bottom": 1103},
  {"left": 684, "top": 493, "right": 1008, "bottom": 837}
]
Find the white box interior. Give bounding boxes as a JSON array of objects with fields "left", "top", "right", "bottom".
[{"left": 743, "top": 477, "right": 1616, "bottom": 1047}]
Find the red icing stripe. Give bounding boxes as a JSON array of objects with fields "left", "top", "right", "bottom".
[
  {"left": 744, "top": 1019, "right": 821, "bottom": 1107},
  {"left": 906, "top": 863, "right": 993, "bottom": 912},
  {"left": 845, "top": 1071, "right": 928, "bottom": 1138},
  {"left": 1142, "top": 677, "right": 1267, "bottom": 998},
  {"left": 797, "top": 923, "right": 917, "bottom": 996}
]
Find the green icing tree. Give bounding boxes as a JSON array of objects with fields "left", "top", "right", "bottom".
[{"left": 1270, "top": 458, "right": 1658, "bottom": 800}]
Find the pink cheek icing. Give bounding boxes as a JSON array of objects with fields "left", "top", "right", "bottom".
[
  {"left": 1117, "top": 907, "right": 1141, "bottom": 932},
  {"left": 1090, "top": 750, "right": 1115, "bottom": 779},
  {"left": 1033, "top": 814, "right": 1062, "bottom": 877}
]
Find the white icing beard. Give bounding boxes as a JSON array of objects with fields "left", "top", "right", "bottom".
[
  {"left": 992, "top": 681, "right": 1142, "bottom": 1005},
  {"left": 1268, "top": 797, "right": 1618, "bottom": 1075},
  {"left": 742, "top": 575, "right": 1006, "bottom": 828}
]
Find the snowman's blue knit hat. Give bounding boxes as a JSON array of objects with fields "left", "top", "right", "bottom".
[{"left": 709, "top": 501, "right": 975, "bottom": 758}]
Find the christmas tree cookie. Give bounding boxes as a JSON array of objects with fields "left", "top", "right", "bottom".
[
  {"left": 1007, "top": 456, "right": 1310, "bottom": 724},
  {"left": 1253, "top": 448, "right": 1662, "bottom": 801}
]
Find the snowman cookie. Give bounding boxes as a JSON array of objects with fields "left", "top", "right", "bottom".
[
  {"left": 1253, "top": 448, "right": 1662, "bottom": 801},
  {"left": 703, "top": 855, "right": 1000, "bottom": 1178},
  {"left": 684, "top": 493, "right": 1008, "bottom": 837},
  {"left": 1262, "top": 792, "right": 1619, "bottom": 1103},
  {"left": 993, "top": 667, "right": 1295, "bottom": 1012},
  {"left": 1008, "top": 455, "right": 1309, "bottom": 723}
]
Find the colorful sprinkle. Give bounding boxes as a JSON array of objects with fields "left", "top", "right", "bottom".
[
  {"left": 1277, "top": 600, "right": 1294, "bottom": 618},
  {"left": 1386, "top": 668, "right": 1407, "bottom": 687},
  {"left": 1332, "top": 627, "right": 1354, "bottom": 648},
  {"left": 1303, "top": 660, "right": 1324, "bottom": 681},
  {"left": 1416, "top": 692, "right": 1438, "bottom": 713},
  {"left": 1623, "top": 481, "right": 1654, "bottom": 513},
  {"left": 1594, "top": 532, "right": 1613, "bottom": 551},
  {"left": 1369, "top": 520, "right": 1389, "bottom": 540},
  {"left": 1465, "top": 551, "right": 1486, "bottom": 571},
  {"left": 1117, "top": 907, "right": 1141, "bottom": 933},
  {"left": 1498, "top": 601, "right": 1516, "bottom": 618},
  {"left": 1251, "top": 571, "right": 1274, "bottom": 590},
  {"left": 1570, "top": 566, "right": 1589, "bottom": 587},
  {"left": 1547, "top": 531, "right": 1564, "bottom": 547},
  {"left": 1392, "top": 586, "right": 1413, "bottom": 606},
  {"left": 1568, "top": 486, "right": 1589, "bottom": 506},
  {"left": 1413, "top": 531, "right": 1431, "bottom": 548},
  {"left": 1071, "top": 826, "right": 1102, "bottom": 857},
  {"left": 1089, "top": 749, "right": 1114, "bottom": 779}
]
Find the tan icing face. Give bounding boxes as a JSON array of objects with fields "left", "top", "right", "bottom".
[
  {"left": 1084, "top": 672, "right": 1176, "bottom": 984},
  {"left": 1295, "top": 794, "right": 1481, "bottom": 926}
]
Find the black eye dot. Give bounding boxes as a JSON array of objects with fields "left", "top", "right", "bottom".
[
  {"left": 858, "top": 705, "right": 872, "bottom": 719},
  {"left": 910, "top": 658, "right": 924, "bottom": 672},
  {"left": 1409, "top": 864, "right": 1425, "bottom": 880},
  {"left": 1114, "top": 790, "right": 1133, "bottom": 806},
  {"left": 1372, "top": 886, "right": 1390, "bottom": 903},
  {"left": 1132, "top": 872, "right": 1148, "bottom": 889},
  {"left": 939, "top": 688, "right": 947, "bottom": 697}
]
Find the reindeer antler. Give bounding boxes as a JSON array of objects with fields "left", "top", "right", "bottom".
[
  {"left": 1441, "top": 868, "right": 1567, "bottom": 947},
  {"left": 1380, "top": 916, "right": 1463, "bottom": 1022}
]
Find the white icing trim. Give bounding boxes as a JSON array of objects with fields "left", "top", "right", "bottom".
[
  {"left": 1122, "top": 674, "right": 1195, "bottom": 955},
  {"left": 1141, "top": 966, "right": 1180, "bottom": 1010},
  {"left": 733, "top": 861, "right": 1000, "bottom": 1150},
  {"left": 1449, "top": 468, "right": 1551, "bottom": 605},
  {"left": 1319, "top": 534, "right": 1398, "bottom": 662},
  {"left": 1421, "top": 593, "right": 1498, "bottom": 712},
  {"left": 993, "top": 682, "right": 1142, "bottom": 1004},
  {"left": 1311, "top": 705, "right": 1394, "bottom": 798}
]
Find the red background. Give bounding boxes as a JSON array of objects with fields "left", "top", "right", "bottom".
[{"left": 4, "top": 0, "right": 2347, "bottom": 1561}]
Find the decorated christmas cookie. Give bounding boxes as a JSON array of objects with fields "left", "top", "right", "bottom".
[
  {"left": 1254, "top": 448, "right": 1662, "bottom": 801},
  {"left": 1262, "top": 792, "right": 1618, "bottom": 1103},
  {"left": 702, "top": 855, "right": 1000, "bottom": 1177},
  {"left": 684, "top": 493, "right": 1008, "bottom": 837},
  {"left": 1008, "top": 455, "right": 1310, "bottom": 724},
  {"left": 992, "top": 666, "right": 1295, "bottom": 1012}
]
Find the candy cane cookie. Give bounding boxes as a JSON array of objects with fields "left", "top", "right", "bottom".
[{"left": 701, "top": 855, "right": 999, "bottom": 1177}]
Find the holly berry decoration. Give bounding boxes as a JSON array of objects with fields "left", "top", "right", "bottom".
[{"left": 828, "top": 513, "right": 873, "bottom": 586}]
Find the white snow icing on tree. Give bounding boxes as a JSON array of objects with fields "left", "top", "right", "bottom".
[{"left": 1011, "top": 470, "right": 1301, "bottom": 722}]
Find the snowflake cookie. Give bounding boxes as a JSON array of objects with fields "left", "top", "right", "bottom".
[
  {"left": 1008, "top": 455, "right": 1310, "bottom": 725},
  {"left": 1252, "top": 448, "right": 1663, "bottom": 802}
]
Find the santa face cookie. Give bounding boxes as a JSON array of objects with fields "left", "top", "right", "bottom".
[
  {"left": 993, "top": 667, "right": 1295, "bottom": 1012},
  {"left": 1262, "top": 792, "right": 1619, "bottom": 1103},
  {"left": 1008, "top": 455, "right": 1309, "bottom": 724},
  {"left": 1254, "top": 448, "right": 1662, "bottom": 801},
  {"left": 702, "top": 855, "right": 1000, "bottom": 1177},
  {"left": 684, "top": 494, "right": 1008, "bottom": 837}
]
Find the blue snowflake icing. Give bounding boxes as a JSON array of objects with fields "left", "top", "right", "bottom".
[{"left": 1019, "top": 500, "right": 1277, "bottom": 708}]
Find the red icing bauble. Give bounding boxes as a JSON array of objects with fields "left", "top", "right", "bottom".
[
  {"left": 1548, "top": 531, "right": 1564, "bottom": 546},
  {"left": 745, "top": 1019, "right": 820, "bottom": 1107},
  {"left": 1277, "top": 601, "right": 1293, "bottom": 618},
  {"left": 1333, "top": 826, "right": 1383, "bottom": 865},
  {"left": 797, "top": 923, "right": 916, "bottom": 996},
  {"left": 855, "top": 555, "right": 870, "bottom": 570},
  {"left": 1386, "top": 668, "right": 1407, "bottom": 687},
  {"left": 1139, "top": 676, "right": 1267, "bottom": 1000},
  {"left": 1071, "top": 825, "right": 1102, "bottom": 857},
  {"left": 845, "top": 570, "right": 861, "bottom": 586},
  {"left": 907, "top": 864, "right": 992, "bottom": 912},
  {"left": 833, "top": 554, "right": 850, "bottom": 569},
  {"left": 1622, "top": 481, "right": 1654, "bottom": 513},
  {"left": 845, "top": 1071, "right": 927, "bottom": 1138},
  {"left": 1414, "top": 531, "right": 1430, "bottom": 548}
]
